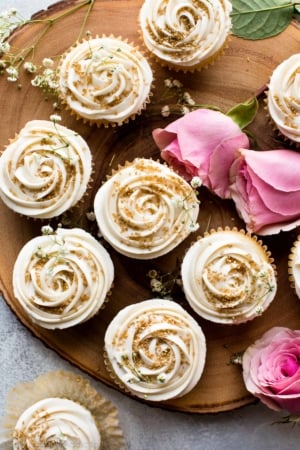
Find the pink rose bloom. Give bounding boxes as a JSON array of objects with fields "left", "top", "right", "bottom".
[
  {"left": 229, "top": 148, "right": 300, "bottom": 235},
  {"left": 152, "top": 109, "right": 249, "bottom": 199},
  {"left": 242, "top": 327, "right": 300, "bottom": 414}
]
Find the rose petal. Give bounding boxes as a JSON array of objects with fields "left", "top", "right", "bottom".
[
  {"left": 153, "top": 109, "right": 249, "bottom": 188},
  {"left": 229, "top": 149, "right": 300, "bottom": 234}
]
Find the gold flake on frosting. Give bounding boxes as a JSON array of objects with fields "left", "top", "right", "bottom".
[
  {"left": 93, "top": 158, "right": 200, "bottom": 259},
  {"left": 0, "top": 120, "right": 92, "bottom": 219},
  {"left": 58, "top": 36, "right": 153, "bottom": 126},
  {"left": 13, "top": 227, "right": 114, "bottom": 329},
  {"left": 104, "top": 299, "right": 206, "bottom": 401},
  {"left": 139, "top": 0, "right": 232, "bottom": 70},
  {"left": 181, "top": 228, "right": 277, "bottom": 324}
]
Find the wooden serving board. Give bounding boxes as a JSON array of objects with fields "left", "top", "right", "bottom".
[{"left": 1, "top": 0, "right": 300, "bottom": 413}]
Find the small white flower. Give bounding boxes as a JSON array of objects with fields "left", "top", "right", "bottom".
[
  {"left": 181, "top": 106, "right": 190, "bottom": 115},
  {"left": 23, "top": 61, "right": 37, "bottom": 73},
  {"left": 86, "top": 211, "right": 96, "bottom": 221},
  {"left": 157, "top": 372, "right": 167, "bottom": 383},
  {"left": 6, "top": 66, "right": 18, "bottom": 77},
  {"left": 0, "top": 41, "right": 10, "bottom": 53},
  {"left": 0, "top": 60, "right": 6, "bottom": 69},
  {"left": 190, "top": 176, "right": 202, "bottom": 189},
  {"left": 50, "top": 114, "right": 62, "bottom": 123},
  {"left": 164, "top": 78, "right": 173, "bottom": 88},
  {"left": 42, "top": 57, "right": 54, "bottom": 68},
  {"left": 31, "top": 75, "right": 42, "bottom": 87},
  {"left": 150, "top": 279, "right": 162, "bottom": 292},
  {"left": 161, "top": 105, "right": 170, "bottom": 118},
  {"left": 173, "top": 79, "right": 183, "bottom": 88},
  {"left": 183, "top": 92, "right": 196, "bottom": 106},
  {"left": 189, "top": 222, "right": 199, "bottom": 232},
  {"left": 41, "top": 225, "right": 54, "bottom": 235}
]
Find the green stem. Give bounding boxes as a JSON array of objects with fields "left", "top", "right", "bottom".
[
  {"left": 231, "top": 2, "right": 297, "bottom": 16},
  {"left": 17, "top": 0, "right": 95, "bottom": 63},
  {"left": 77, "top": 0, "right": 95, "bottom": 41},
  {"left": 14, "top": 20, "right": 52, "bottom": 67}
]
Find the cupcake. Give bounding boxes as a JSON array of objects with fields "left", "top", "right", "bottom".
[
  {"left": 0, "top": 370, "right": 125, "bottom": 449},
  {"left": 288, "top": 235, "right": 300, "bottom": 298},
  {"left": 57, "top": 36, "right": 153, "bottom": 126},
  {"left": 0, "top": 119, "right": 92, "bottom": 219},
  {"left": 181, "top": 228, "right": 277, "bottom": 324},
  {"left": 139, "top": 0, "right": 232, "bottom": 72},
  {"left": 93, "top": 158, "right": 200, "bottom": 259},
  {"left": 267, "top": 53, "right": 300, "bottom": 144},
  {"left": 104, "top": 298, "right": 206, "bottom": 401},
  {"left": 12, "top": 226, "right": 114, "bottom": 329}
]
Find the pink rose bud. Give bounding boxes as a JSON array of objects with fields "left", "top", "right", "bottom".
[
  {"left": 229, "top": 148, "right": 300, "bottom": 235},
  {"left": 242, "top": 327, "right": 300, "bottom": 414},
  {"left": 152, "top": 109, "right": 249, "bottom": 199}
]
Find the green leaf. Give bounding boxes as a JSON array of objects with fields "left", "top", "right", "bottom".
[
  {"left": 231, "top": 0, "right": 294, "bottom": 40},
  {"left": 226, "top": 97, "right": 258, "bottom": 129}
]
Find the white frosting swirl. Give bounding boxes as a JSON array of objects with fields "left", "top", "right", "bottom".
[
  {"left": 267, "top": 53, "right": 300, "bottom": 143},
  {"left": 13, "top": 227, "right": 114, "bottom": 329},
  {"left": 13, "top": 398, "right": 100, "bottom": 450},
  {"left": 181, "top": 230, "right": 277, "bottom": 324},
  {"left": 58, "top": 37, "right": 153, "bottom": 125},
  {"left": 94, "top": 158, "right": 200, "bottom": 259},
  {"left": 139, "top": 0, "right": 232, "bottom": 69},
  {"left": 105, "top": 299, "right": 206, "bottom": 401},
  {"left": 0, "top": 120, "right": 92, "bottom": 219}
]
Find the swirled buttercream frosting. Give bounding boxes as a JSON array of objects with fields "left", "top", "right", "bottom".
[
  {"left": 267, "top": 53, "right": 300, "bottom": 143},
  {"left": 181, "top": 229, "right": 277, "bottom": 324},
  {"left": 104, "top": 299, "right": 206, "bottom": 401},
  {"left": 12, "top": 227, "right": 114, "bottom": 329},
  {"left": 13, "top": 397, "right": 101, "bottom": 450},
  {"left": 139, "top": 0, "right": 232, "bottom": 71},
  {"left": 58, "top": 36, "right": 153, "bottom": 126},
  {"left": 0, "top": 120, "right": 92, "bottom": 219},
  {"left": 288, "top": 235, "right": 300, "bottom": 299},
  {"left": 94, "top": 158, "right": 200, "bottom": 259}
]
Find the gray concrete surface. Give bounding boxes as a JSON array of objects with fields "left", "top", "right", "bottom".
[{"left": 1, "top": 1, "right": 300, "bottom": 449}]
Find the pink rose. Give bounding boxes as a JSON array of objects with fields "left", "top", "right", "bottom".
[
  {"left": 152, "top": 109, "right": 249, "bottom": 199},
  {"left": 242, "top": 327, "right": 300, "bottom": 414},
  {"left": 229, "top": 148, "right": 300, "bottom": 235}
]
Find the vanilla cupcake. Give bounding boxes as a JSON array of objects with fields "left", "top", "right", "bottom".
[
  {"left": 57, "top": 36, "right": 153, "bottom": 126},
  {"left": 267, "top": 53, "right": 300, "bottom": 144},
  {"left": 181, "top": 228, "right": 277, "bottom": 324},
  {"left": 93, "top": 158, "right": 200, "bottom": 259},
  {"left": 104, "top": 299, "right": 206, "bottom": 401},
  {"left": 0, "top": 370, "right": 125, "bottom": 450},
  {"left": 139, "top": 0, "right": 232, "bottom": 72},
  {"left": 288, "top": 235, "right": 300, "bottom": 298},
  {"left": 12, "top": 226, "right": 114, "bottom": 329},
  {"left": 0, "top": 119, "right": 92, "bottom": 219}
]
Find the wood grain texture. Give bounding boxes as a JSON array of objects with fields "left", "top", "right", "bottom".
[{"left": 0, "top": 0, "right": 300, "bottom": 413}]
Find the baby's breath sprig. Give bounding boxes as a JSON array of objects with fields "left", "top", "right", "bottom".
[
  {"left": 0, "top": 0, "right": 95, "bottom": 90},
  {"left": 147, "top": 268, "right": 181, "bottom": 300},
  {"left": 160, "top": 77, "right": 221, "bottom": 118}
]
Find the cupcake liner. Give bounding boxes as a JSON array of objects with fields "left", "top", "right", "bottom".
[
  {"left": 0, "top": 370, "right": 125, "bottom": 450},
  {"left": 57, "top": 34, "right": 154, "bottom": 128},
  {"left": 139, "top": 33, "right": 230, "bottom": 73}
]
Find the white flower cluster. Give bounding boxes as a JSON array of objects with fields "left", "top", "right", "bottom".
[{"left": 161, "top": 78, "right": 197, "bottom": 118}]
